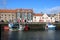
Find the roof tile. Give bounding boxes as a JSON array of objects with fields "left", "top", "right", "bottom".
[{"left": 34, "top": 14, "right": 43, "bottom": 16}]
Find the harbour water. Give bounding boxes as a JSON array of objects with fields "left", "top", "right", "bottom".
[{"left": 1, "top": 30, "right": 60, "bottom": 40}]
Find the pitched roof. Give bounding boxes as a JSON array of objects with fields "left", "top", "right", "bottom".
[
  {"left": 34, "top": 14, "right": 43, "bottom": 16},
  {"left": 0, "top": 9, "right": 33, "bottom": 13},
  {"left": 16, "top": 9, "right": 33, "bottom": 12},
  {"left": 47, "top": 14, "right": 56, "bottom": 17},
  {"left": 0, "top": 9, "right": 17, "bottom": 13}
]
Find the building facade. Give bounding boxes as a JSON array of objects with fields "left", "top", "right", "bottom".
[
  {"left": 42, "top": 14, "right": 55, "bottom": 23},
  {"left": 0, "top": 9, "right": 57, "bottom": 23},
  {"left": 33, "top": 13, "right": 55, "bottom": 23},
  {"left": 16, "top": 9, "right": 33, "bottom": 22},
  {"left": 54, "top": 13, "right": 60, "bottom": 22},
  {"left": 0, "top": 9, "right": 17, "bottom": 22},
  {"left": 33, "top": 14, "right": 43, "bottom": 22},
  {"left": 0, "top": 9, "right": 33, "bottom": 22},
  {"left": 42, "top": 14, "right": 51, "bottom": 22}
]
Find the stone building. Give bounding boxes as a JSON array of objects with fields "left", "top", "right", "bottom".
[
  {"left": 0, "top": 9, "right": 33, "bottom": 22},
  {"left": 16, "top": 9, "right": 33, "bottom": 23},
  {"left": 0, "top": 9, "right": 17, "bottom": 22}
]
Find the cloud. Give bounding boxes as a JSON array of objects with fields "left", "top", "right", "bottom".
[
  {"left": 33, "top": 6, "right": 60, "bottom": 14},
  {"left": 43, "top": 6, "right": 60, "bottom": 14},
  {"left": 33, "top": 8, "right": 42, "bottom": 13}
]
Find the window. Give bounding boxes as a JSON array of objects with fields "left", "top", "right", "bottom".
[
  {"left": 34, "top": 17, "right": 36, "bottom": 18},
  {"left": 9, "top": 15, "right": 10, "bottom": 16},
  {"left": 51, "top": 17, "right": 52, "bottom": 19},
  {"left": 2, "top": 15, "right": 3, "bottom": 16},
  {"left": 17, "top": 12, "right": 20, "bottom": 17},
  {"left": 22, "top": 13, "right": 25, "bottom": 19},
  {"left": 12, "top": 15, "right": 14, "bottom": 16},
  {"left": 5, "top": 15, "right": 6, "bottom": 16},
  {"left": 24, "top": 13, "right": 27, "bottom": 19},
  {"left": 27, "top": 13, "right": 31, "bottom": 20},
  {"left": 42, "top": 17, "right": 44, "bottom": 19}
]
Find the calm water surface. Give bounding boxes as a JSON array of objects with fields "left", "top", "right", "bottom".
[{"left": 1, "top": 30, "right": 60, "bottom": 40}]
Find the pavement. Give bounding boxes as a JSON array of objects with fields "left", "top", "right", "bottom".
[{"left": 1, "top": 30, "right": 60, "bottom": 40}]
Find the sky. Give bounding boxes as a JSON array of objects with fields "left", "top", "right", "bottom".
[{"left": 0, "top": 0, "right": 60, "bottom": 14}]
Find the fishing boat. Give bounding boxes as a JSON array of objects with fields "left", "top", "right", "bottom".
[{"left": 45, "top": 23, "right": 56, "bottom": 30}]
